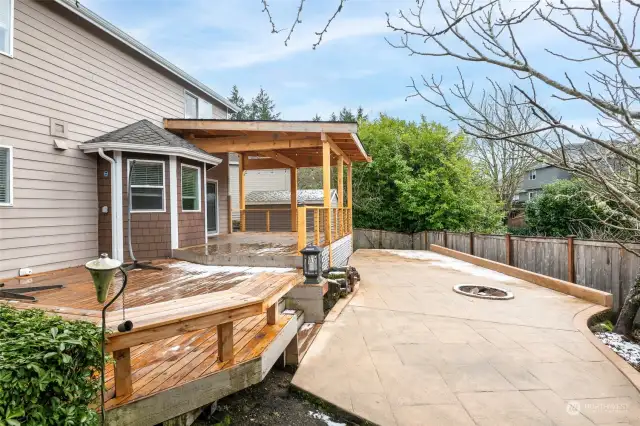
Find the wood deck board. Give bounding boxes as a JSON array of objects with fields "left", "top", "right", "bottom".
[{"left": 104, "top": 312, "right": 295, "bottom": 410}]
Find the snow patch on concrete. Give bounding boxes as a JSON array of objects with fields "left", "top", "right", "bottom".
[
  {"left": 308, "top": 411, "right": 346, "bottom": 426},
  {"left": 383, "top": 250, "right": 518, "bottom": 283}
]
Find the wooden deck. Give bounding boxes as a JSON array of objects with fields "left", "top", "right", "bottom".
[{"left": 1, "top": 259, "right": 303, "bottom": 425}]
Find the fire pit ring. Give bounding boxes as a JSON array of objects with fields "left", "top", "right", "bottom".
[{"left": 453, "top": 284, "right": 514, "bottom": 300}]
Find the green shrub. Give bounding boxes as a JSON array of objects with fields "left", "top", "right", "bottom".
[{"left": 0, "top": 305, "right": 102, "bottom": 426}]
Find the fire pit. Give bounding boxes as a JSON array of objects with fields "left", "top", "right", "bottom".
[{"left": 453, "top": 284, "right": 513, "bottom": 300}]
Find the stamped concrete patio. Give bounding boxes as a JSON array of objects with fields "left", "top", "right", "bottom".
[{"left": 292, "top": 249, "right": 640, "bottom": 426}]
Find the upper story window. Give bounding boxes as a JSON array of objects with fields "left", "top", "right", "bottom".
[
  {"left": 128, "top": 160, "right": 165, "bottom": 212},
  {"left": 0, "top": 145, "right": 12, "bottom": 206},
  {"left": 185, "top": 91, "right": 213, "bottom": 119},
  {"left": 529, "top": 170, "right": 536, "bottom": 180},
  {"left": 181, "top": 164, "right": 201, "bottom": 211},
  {"left": 0, "top": 0, "right": 14, "bottom": 57}
]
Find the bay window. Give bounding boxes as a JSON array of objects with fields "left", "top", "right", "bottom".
[
  {"left": 181, "top": 164, "right": 200, "bottom": 211},
  {"left": 128, "top": 160, "right": 165, "bottom": 212}
]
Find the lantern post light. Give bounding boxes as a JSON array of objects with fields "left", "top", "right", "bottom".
[
  {"left": 300, "top": 244, "right": 323, "bottom": 284},
  {"left": 85, "top": 253, "right": 133, "bottom": 425}
]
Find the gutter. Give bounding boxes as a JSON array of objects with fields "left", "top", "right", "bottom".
[
  {"left": 80, "top": 142, "right": 223, "bottom": 166},
  {"left": 52, "top": 0, "right": 239, "bottom": 113}
]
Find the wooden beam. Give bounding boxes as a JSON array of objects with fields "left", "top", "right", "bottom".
[
  {"left": 291, "top": 168, "right": 297, "bottom": 232},
  {"left": 192, "top": 139, "right": 322, "bottom": 153},
  {"left": 114, "top": 348, "right": 133, "bottom": 397},
  {"left": 227, "top": 195, "right": 233, "bottom": 233},
  {"left": 189, "top": 133, "right": 315, "bottom": 145},
  {"left": 297, "top": 206, "right": 307, "bottom": 251},
  {"left": 217, "top": 322, "right": 234, "bottom": 362},
  {"left": 266, "top": 303, "right": 279, "bottom": 325},
  {"left": 337, "top": 156, "right": 344, "bottom": 207},
  {"left": 165, "top": 119, "right": 358, "bottom": 134},
  {"left": 326, "top": 134, "right": 351, "bottom": 165},
  {"left": 257, "top": 150, "right": 296, "bottom": 168},
  {"left": 347, "top": 162, "right": 353, "bottom": 234},
  {"left": 239, "top": 154, "right": 246, "bottom": 232},
  {"left": 244, "top": 157, "right": 323, "bottom": 170}
]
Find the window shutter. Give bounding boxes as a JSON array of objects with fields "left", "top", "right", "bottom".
[
  {"left": 0, "top": 147, "right": 8, "bottom": 203},
  {"left": 182, "top": 167, "right": 198, "bottom": 198},
  {"left": 130, "top": 162, "right": 163, "bottom": 186}
]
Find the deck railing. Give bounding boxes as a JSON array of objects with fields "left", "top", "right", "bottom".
[
  {"left": 238, "top": 208, "right": 292, "bottom": 232},
  {"left": 296, "top": 206, "right": 352, "bottom": 251}
]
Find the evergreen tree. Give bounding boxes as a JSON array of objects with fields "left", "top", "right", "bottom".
[
  {"left": 312, "top": 114, "right": 322, "bottom": 121},
  {"left": 228, "top": 85, "right": 250, "bottom": 120},
  {"left": 338, "top": 107, "right": 356, "bottom": 122},
  {"left": 329, "top": 112, "right": 338, "bottom": 122},
  {"left": 249, "top": 88, "right": 281, "bottom": 120},
  {"left": 356, "top": 106, "right": 368, "bottom": 121}
]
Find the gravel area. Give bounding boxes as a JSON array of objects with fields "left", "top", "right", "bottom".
[
  {"left": 596, "top": 331, "right": 640, "bottom": 371},
  {"left": 194, "top": 369, "right": 354, "bottom": 426}
]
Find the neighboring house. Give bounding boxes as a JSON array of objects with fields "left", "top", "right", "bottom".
[
  {"left": 228, "top": 153, "right": 290, "bottom": 221},
  {"left": 244, "top": 189, "right": 337, "bottom": 231},
  {"left": 514, "top": 163, "right": 571, "bottom": 202},
  {"left": 0, "top": 0, "right": 237, "bottom": 278}
]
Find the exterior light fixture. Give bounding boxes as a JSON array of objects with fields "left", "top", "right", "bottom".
[{"left": 300, "top": 244, "right": 323, "bottom": 284}]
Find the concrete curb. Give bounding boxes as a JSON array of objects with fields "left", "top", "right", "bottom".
[
  {"left": 573, "top": 305, "right": 640, "bottom": 392},
  {"left": 431, "top": 245, "right": 613, "bottom": 307}
]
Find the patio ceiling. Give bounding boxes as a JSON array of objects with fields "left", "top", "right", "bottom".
[{"left": 163, "top": 119, "right": 371, "bottom": 169}]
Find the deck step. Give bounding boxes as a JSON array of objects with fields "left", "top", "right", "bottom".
[{"left": 297, "top": 322, "right": 322, "bottom": 361}]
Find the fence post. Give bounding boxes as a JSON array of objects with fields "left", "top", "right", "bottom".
[
  {"left": 443, "top": 230, "right": 448, "bottom": 248},
  {"left": 567, "top": 235, "right": 576, "bottom": 283},
  {"left": 469, "top": 232, "right": 475, "bottom": 255},
  {"left": 505, "top": 232, "right": 512, "bottom": 265}
]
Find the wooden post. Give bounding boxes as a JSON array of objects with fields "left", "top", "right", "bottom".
[
  {"left": 322, "top": 134, "right": 332, "bottom": 255},
  {"left": 443, "top": 230, "right": 448, "bottom": 248},
  {"left": 337, "top": 156, "right": 344, "bottom": 237},
  {"left": 567, "top": 235, "right": 576, "bottom": 283},
  {"left": 239, "top": 154, "right": 246, "bottom": 232},
  {"left": 266, "top": 210, "right": 270, "bottom": 232},
  {"left": 505, "top": 232, "right": 512, "bottom": 265},
  {"left": 314, "top": 209, "right": 320, "bottom": 244},
  {"left": 290, "top": 167, "right": 297, "bottom": 232},
  {"left": 297, "top": 206, "right": 307, "bottom": 251},
  {"left": 227, "top": 195, "right": 233, "bottom": 233},
  {"left": 347, "top": 162, "right": 353, "bottom": 234},
  {"left": 217, "top": 322, "right": 234, "bottom": 362},
  {"left": 114, "top": 348, "right": 133, "bottom": 396},
  {"left": 469, "top": 231, "right": 474, "bottom": 256},
  {"left": 267, "top": 302, "right": 279, "bottom": 325}
]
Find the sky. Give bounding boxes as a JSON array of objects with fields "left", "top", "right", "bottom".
[{"left": 81, "top": 0, "right": 601, "bottom": 130}]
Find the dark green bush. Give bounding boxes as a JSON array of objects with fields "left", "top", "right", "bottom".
[{"left": 0, "top": 305, "right": 102, "bottom": 426}]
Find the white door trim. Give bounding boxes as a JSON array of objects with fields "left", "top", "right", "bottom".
[
  {"left": 206, "top": 179, "right": 219, "bottom": 236},
  {"left": 169, "top": 156, "right": 179, "bottom": 250}
]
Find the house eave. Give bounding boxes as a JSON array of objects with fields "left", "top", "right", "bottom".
[
  {"left": 52, "top": 0, "right": 239, "bottom": 113},
  {"left": 79, "top": 142, "right": 223, "bottom": 166}
]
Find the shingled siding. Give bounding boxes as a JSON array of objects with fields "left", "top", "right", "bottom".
[
  {"left": 122, "top": 153, "right": 171, "bottom": 260},
  {"left": 178, "top": 158, "right": 206, "bottom": 248},
  {"left": 0, "top": 0, "right": 227, "bottom": 278}
]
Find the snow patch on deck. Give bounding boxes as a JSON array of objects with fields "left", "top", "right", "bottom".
[
  {"left": 383, "top": 250, "right": 517, "bottom": 283},
  {"left": 167, "top": 262, "right": 294, "bottom": 277}
]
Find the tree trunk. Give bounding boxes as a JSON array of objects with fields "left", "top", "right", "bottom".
[{"left": 614, "top": 274, "right": 640, "bottom": 336}]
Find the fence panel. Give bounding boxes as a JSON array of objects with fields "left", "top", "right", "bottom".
[
  {"left": 474, "top": 235, "right": 506, "bottom": 263},
  {"left": 448, "top": 232, "right": 470, "bottom": 253},
  {"left": 353, "top": 229, "right": 413, "bottom": 250},
  {"left": 511, "top": 237, "right": 568, "bottom": 281}
]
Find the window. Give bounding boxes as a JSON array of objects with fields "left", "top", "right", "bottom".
[
  {"left": 528, "top": 191, "right": 535, "bottom": 200},
  {"left": 181, "top": 164, "right": 201, "bottom": 211},
  {"left": 0, "top": 0, "right": 13, "bottom": 57},
  {"left": 185, "top": 91, "right": 214, "bottom": 119},
  {"left": 0, "top": 145, "right": 12, "bottom": 205},
  {"left": 128, "top": 160, "right": 165, "bottom": 212},
  {"left": 529, "top": 170, "right": 536, "bottom": 180},
  {"left": 185, "top": 92, "right": 198, "bottom": 119}
]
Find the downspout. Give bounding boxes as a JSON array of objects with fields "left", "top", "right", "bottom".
[{"left": 98, "top": 148, "right": 119, "bottom": 261}]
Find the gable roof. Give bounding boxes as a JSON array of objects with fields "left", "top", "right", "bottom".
[
  {"left": 79, "top": 120, "right": 221, "bottom": 165},
  {"left": 52, "top": 0, "right": 237, "bottom": 112},
  {"left": 246, "top": 189, "right": 338, "bottom": 205}
]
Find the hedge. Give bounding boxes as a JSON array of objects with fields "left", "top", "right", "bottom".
[{"left": 0, "top": 305, "right": 102, "bottom": 426}]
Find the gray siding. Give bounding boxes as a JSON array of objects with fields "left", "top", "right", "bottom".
[
  {"left": 516, "top": 166, "right": 572, "bottom": 202},
  {"left": 0, "top": 0, "right": 226, "bottom": 279}
]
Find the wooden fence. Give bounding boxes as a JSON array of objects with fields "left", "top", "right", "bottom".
[{"left": 353, "top": 228, "right": 640, "bottom": 311}]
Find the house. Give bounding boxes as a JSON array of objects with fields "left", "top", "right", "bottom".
[
  {"left": 243, "top": 189, "right": 338, "bottom": 231},
  {"left": 0, "top": 0, "right": 236, "bottom": 278},
  {"left": 514, "top": 163, "right": 571, "bottom": 202},
  {"left": 0, "top": 1, "right": 371, "bottom": 423},
  {"left": 229, "top": 153, "right": 291, "bottom": 221}
]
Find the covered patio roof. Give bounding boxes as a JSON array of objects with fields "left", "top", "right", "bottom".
[{"left": 163, "top": 119, "right": 371, "bottom": 169}]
